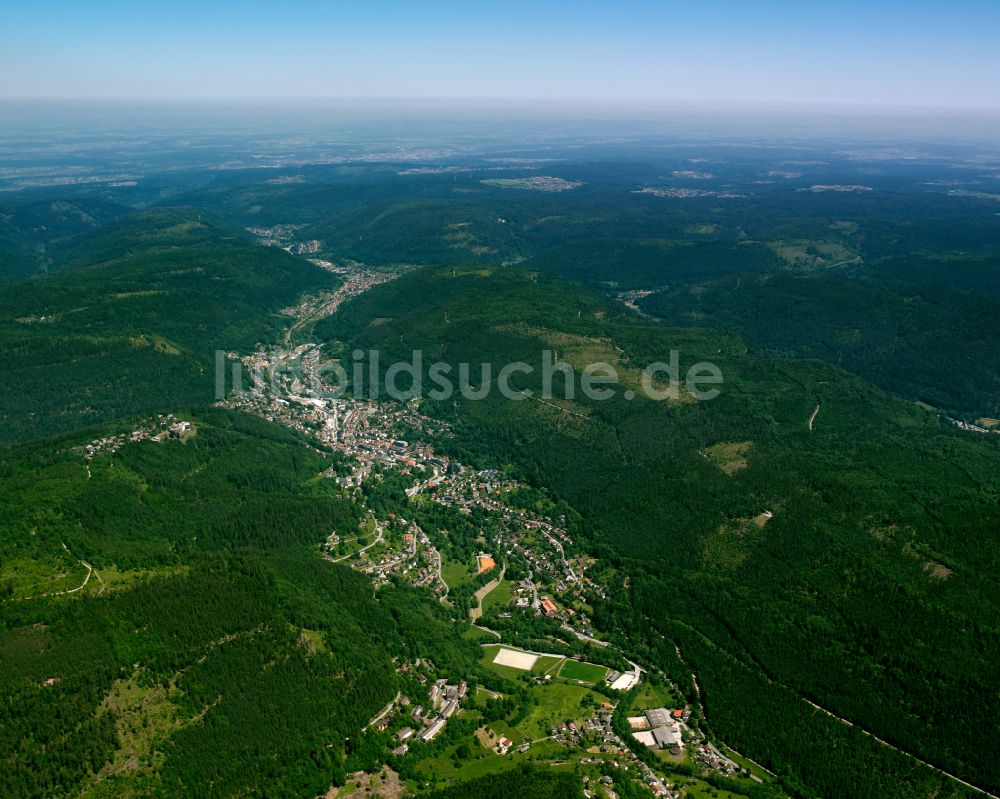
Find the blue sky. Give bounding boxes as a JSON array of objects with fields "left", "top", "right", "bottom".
[{"left": 1, "top": 0, "right": 998, "bottom": 106}]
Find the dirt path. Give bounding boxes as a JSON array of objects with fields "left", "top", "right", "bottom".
[
  {"left": 431, "top": 545, "right": 449, "bottom": 601},
  {"left": 808, "top": 404, "right": 820, "bottom": 431},
  {"left": 469, "top": 564, "right": 505, "bottom": 622},
  {"left": 330, "top": 522, "right": 383, "bottom": 563},
  {"left": 472, "top": 623, "right": 501, "bottom": 640},
  {"left": 825, "top": 255, "right": 863, "bottom": 269},
  {"left": 13, "top": 543, "right": 102, "bottom": 601},
  {"left": 364, "top": 691, "right": 402, "bottom": 731},
  {"left": 527, "top": 392, "right": 591, "bottom": 420}
]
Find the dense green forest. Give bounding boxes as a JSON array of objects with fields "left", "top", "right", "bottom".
[
  {"left": 2, "top": 144, "right": 1000, "bottom": 797},
  {"left": 158, "top": 155, "right": 1000, "bottom": 271},
  {"left": 639, "top": 269, "right": 1000, "bottom": 417},
  {"left": 0, "top": 194, "right": 127, "bottom": 280},
  {"left": 317, "top": 265, "right": 1000, "bottom": 798},
  {"left": 524, "top": 239, "right": 781, "bottom": 289},
  {"left": 157, "top": 159, "right": 1000, "bottom": 419},
  {"left": 0, "top": 208, "right": 336, "bottom": 443},
  {"left": 0, "top": 409, "right": 479, "bottom": 798}
]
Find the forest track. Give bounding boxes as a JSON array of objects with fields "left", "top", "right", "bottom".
[
  {"left": 469, "top": 564, "right": 505, "bottom": 622},
  {"left": 808, "top": 403, "right": 820, "bottom": 431}
]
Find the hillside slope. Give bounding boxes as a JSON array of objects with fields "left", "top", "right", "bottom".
[
  {"left": 640, "top": 269, "right": 1000, "bottom": 417},
  {"left": 317, "top": 265, "right": 1000, "bottom": 798},
  {"left": 0, "top": 195, "right": 127, "bottom": 280},
  {"left": 0, "top": 208, "right": 335, "bottom": 444},
  {"left": 0, "top": 409, "right": 476, "bottom": 798}
]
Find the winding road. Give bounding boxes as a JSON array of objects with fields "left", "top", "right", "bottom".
[{"left": 330, "top": 521, "right": 383, "bottom": 563}]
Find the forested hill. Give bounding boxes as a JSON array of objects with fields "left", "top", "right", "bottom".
[
  {"left": 0, "top": 208, "right": 335, "bottom": 444},
  {"left": 0, "top": 194, "right": 128, "bottom": 281},
  {"left": 638, "top": 269, "right": 1000, "bottom": 418},
  {"left": 318, "top": 265, "right": 1000, "bottom": 799},
  {"left": 523, "top": 239, "right": 782, "bottom": 290},
  {"left": 0, "top": 408, "right": 479, "bottom": 798}
]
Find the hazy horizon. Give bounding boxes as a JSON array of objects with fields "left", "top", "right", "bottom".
[
  {"left": 4, "top": 97, "right": 1000, "bottom": 148},
  {"left": 2, "top": 0, "right": 999, "bottom": 108}
]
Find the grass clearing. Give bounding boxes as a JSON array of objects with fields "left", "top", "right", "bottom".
[
  {"left": 481, "top": 579, "right": 513, "bottom": 613},
  {"left": 413, "top": 740, "right": 519, "bottom": 785},
  {"left": 2, "top": 555, "right": 88, "bottom": 599},
  {"left": 718, "top": 744, "right": 775, "bottom": 782},
  {"left": 632, "top": 682, "right": 679, "bottom": 711},
  {"left": 704, "top": 440, "right": 753, "bottom": 475},
  {"left": 79, "top": 669, "right": 186, "bottom": 796},
  {"left": 463, "top": 625, "right": 498, "bottom": 643},
  {"left": 533, "top": 654, "right": 565, "bottom": 676},
  {"left": 500, "top": 681, "right": 604, "bottom": 743},
  {"left": 441, "top": 557, "right": 476, "bottom": 589},
  {"left": 673, "top": 776, "right": 751, "bottom": 799},
  {"left": 767, "top": 238, "right": 858, "bottom": 269},
  {"left": 298, "top": 628, "right": 327, "bottom": 654}
]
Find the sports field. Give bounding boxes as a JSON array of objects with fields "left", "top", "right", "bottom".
[
  {"left": 492, "top": 647, "right": 539, "bottom": 670},
  {"left": 558, "top": 659, "right": 608, "bottom": 685}
]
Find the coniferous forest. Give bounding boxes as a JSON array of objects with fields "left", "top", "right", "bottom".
[{"left": 1, "top": 113, "right": 999, "bottom": 799}]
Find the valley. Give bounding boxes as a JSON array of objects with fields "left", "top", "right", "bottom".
[
  {"left": 212, "top": 253, "right": 998, "bottom": 799},
  {"left": 2, "top": 128, "right": 999, "bottom": 799},
  {"left": 216, "top": 262, "right": 757, "bottom": 798}
]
